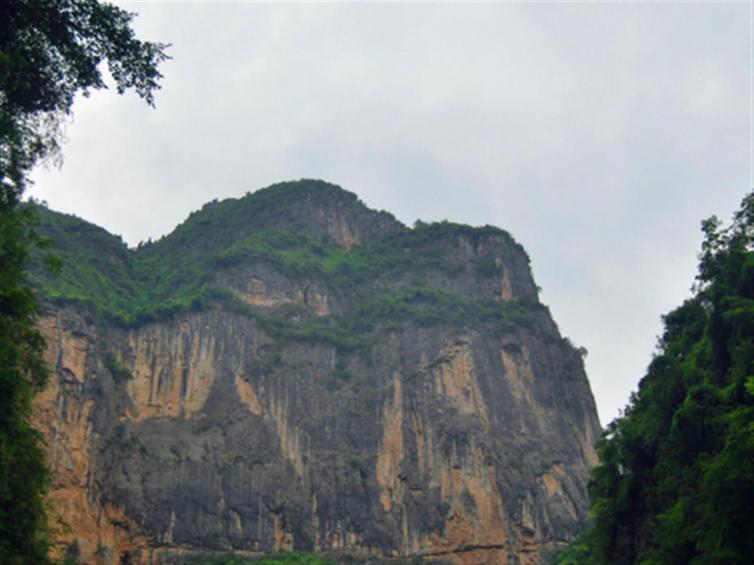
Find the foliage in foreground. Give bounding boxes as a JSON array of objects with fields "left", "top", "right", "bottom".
[
  {"left": 0, "top": 1, "right": 166, "bottom": 562},
  {"left": 0, "top": 193, "right": 52, "bottom": 563},
  {"left": 556, "top": 192, "right": 754, "bottom": 564}
]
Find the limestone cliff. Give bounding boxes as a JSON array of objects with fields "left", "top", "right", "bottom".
[{"left": 31, "top": 180, "right": 601, "bottom": 564}]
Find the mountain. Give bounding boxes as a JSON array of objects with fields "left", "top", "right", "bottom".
[{"left": 30, "top": 179, "right": 601, "bottom": 564}]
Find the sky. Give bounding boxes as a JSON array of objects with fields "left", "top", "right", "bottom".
[{"left": 29, "top": 1, "right": 751, "bottom": 425}]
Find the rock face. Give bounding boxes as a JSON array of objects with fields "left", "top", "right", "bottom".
[{"left": 32, "top": 180, "right": 601, "bottom": 564}]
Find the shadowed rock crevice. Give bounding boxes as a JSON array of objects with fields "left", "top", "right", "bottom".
[{"left": 31, "top": 180, "right": 600, "bottom": 564}]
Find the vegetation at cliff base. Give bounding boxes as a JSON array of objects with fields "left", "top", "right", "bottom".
[
  {"left": 181, "top": 550, "right": 430, "bottom": 564},
  {"left": 556, "top": 191, "right": 754, "bottom": 565},
  {"left": 182, "top": 552, "right": 334, "bottom": 565},
  {"left": 0, "top": 1, "right": 166, "bottom": 562}
]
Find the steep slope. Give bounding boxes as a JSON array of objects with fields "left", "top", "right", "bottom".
[{"left": 31, "top": 180, "right": 601, "bottom": 564}]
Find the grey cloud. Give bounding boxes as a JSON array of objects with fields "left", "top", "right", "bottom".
[{"left": 30, "top": 2, "right": 750, "bottom": 424}]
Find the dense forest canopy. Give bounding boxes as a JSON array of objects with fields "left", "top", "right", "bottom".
[{"left": 557, "top": 191, "right": 754, "bottom": 564}]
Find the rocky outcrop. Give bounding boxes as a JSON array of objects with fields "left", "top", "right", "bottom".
[{"left": 32, "top": 180, "right": 600, "bottom": 564}]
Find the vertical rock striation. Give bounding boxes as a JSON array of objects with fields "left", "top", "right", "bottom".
[{"left": 31, "top": 180, "right": 601, "bottom": 564}]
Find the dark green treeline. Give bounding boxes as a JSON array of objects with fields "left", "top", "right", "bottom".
[{"left": 557, "top": 192, "right": 754, "bottom": 565}]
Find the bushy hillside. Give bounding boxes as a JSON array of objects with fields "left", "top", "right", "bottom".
[
  {"left": 29, "top": 179, "right": 543, "bottom": 342},
  {"left": 557, "top": 192, "right": 754, "bottom": 564}
]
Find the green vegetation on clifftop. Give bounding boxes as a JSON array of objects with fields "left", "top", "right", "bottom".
[
  {"left": 29, "top": 181, "right": 538, "bottom": 345},
  {"left": 258, "top": 286, "right": 542, "bottom": 352}
]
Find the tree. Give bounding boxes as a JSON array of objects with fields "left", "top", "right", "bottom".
[
  {"left": 555, "top": 191, "right": 754, "bottom": 564},
  {"left": 0, "top": 2, "right": 167, "bottom": 562},
  {"left": 1, "top": 0, "right": 169, "bottom": 197}
]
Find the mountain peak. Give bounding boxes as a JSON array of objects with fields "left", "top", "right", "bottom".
[
  {"left": 246, "top": 178, "right": 360, "bottom": 204},
  {"left": 155, "top": 179, "right": 404, "bottom": 255}
]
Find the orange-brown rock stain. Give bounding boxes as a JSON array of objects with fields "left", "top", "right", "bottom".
[
  {"left": 409, "top": 343, "right": 513, "bottom": 564},
  {"left": 423, "top": 441, "right": 508, "bottom": 563},
  {"left": 541, "top": 463, "right": 566, "bottom": 498},
  {"left": 233, "top": 278, "right": 330, "bottom": 315},
  {"left": 236, "top": 279, "right": 281, "bottom": 308},
  {"left": 433, "top": 342, "right": 489, "bottom": 430},
  {"left": 499, "top": 344, "right": 534, "bottom": 402},
  {"left": 581, "top": 413, "right": 600, "bottom": 467},
  {"left": 273, "top": 513, "right": 294, "bottom": 552},
  {"left": 331, "top": 214, "right": 357, "bottom": 250},
  {"left": 35, "top": 316, "right": 150, "bottom": 564},
  {"left": 235, "top": 374, "right": 263, "bottom": 415},
  {"left": 34, "top": 308, "right": 592, "bottom": 565},
  {"left": 411, "top": 413, "right": 427, "bottom": 476},
  {"left": 500, "top": 343, "right": 553, "bottom": 436},
  {"left": 233, "top": 371, "right": 308, "bottom": 480},
  {"left": 125, "top": 322, "right": 217, "bottom": 420},
  {"left": 297, "top": 287, "right": 330, "bottom": 315},
  {"left": 269, "top": 389, "right": 306, "bottom": 478},
  {"left": 497, "top": 259, "right": 515, "bottom": 302},
  {"left": 376, "top": 374, "right": 405, "bottom": 513},
  {"left": 540, "top": 463, "right": 578, "bottom": 521}
]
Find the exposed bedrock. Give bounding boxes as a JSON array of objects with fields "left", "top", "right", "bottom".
[{"left": 32, "top": 181, "right": 600, "bottom": 564}]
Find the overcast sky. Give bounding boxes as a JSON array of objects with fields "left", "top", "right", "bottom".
[{"left": 29, "top": 1, "right": 751, "bottom": 425}]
